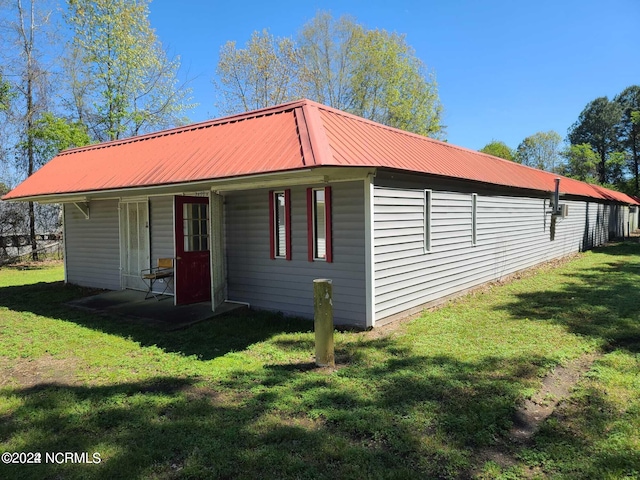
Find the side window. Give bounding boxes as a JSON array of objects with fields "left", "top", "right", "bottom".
[
  {"left": 307, "top": 186, "right": 332, "bottom": 262},
  {"left": 471, "top": 193, "right": 477, "bottom": 246},
  {"left": 269, "top": 190, "right": 291, "bottom": 260},
  {"left": 424, "top": 189, "right": 432, "bottom": 253}
]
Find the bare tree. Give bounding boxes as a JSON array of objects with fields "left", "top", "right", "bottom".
[
  {"left": 0, "top": 0, "right": 54, "bottom": 260},
  {"left": 215, "top": 29, "right": 304, "bottom": 115},
  {"left": 298, "top": 12, "right": 359, "bottom": 111},
  {"left": 214, "top": 12, "right": 444, "bottom": 138}
]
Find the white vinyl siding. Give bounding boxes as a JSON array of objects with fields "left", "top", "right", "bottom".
[
  {"left": 226, "top": 182, "right": 366, "bottom": 327},
  {"left": 373, "top": 179, "right": 622, "bottom": 322},
  {"left": 64, "top": 200, "right": 120, "bottom": 290}
]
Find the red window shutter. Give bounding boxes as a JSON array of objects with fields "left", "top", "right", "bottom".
[
  {"left": 285, "top": 189, "right": 292, "bottom": 260},
  {"left": 325, "top": 186, "right": 333, "bottom": 263},
  {"left": 268, "top": 190, "right": 275, "bottom": 259},
  {"left": 306, "top": 188, "right": 313, "bottom": 262}
]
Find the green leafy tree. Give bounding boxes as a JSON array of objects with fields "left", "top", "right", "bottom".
[
  {"left": 299, "top": 12, "right": 443, "bottom": 137},
  {"left": 568, "top": 96, "right": 622, "bottom": 184},
  {"left": 216, "top": 29, "right": 304, "bottom": 115},
  {"left": 27, "top": 113, "right": 90, "bottom": 236},
  {"left": 30, "top": 112, "right": 91, "bottom": 166},
  {"left": 65, "top": 0, "right": 194, "bottom": 141},
  {"left": 479, "top": 140, "right": 515, "bottom": 161},
  {"left": 516, "top": 131, "right": 563, "bottom": 172},
  {"left": 614, "top": 85, "right": 640, "bottom": 194},
  {"left": 560, "top": 143, "right": 599, "bottom": 182},
  {"left": 347, "top": 26, "right": 442, "bottom": 137},
  {"left": 605, "top": 151, "right": 628, "bottom": 188},
  {"left": 0, "top": 73, "right": 11, "bottom": 112}
]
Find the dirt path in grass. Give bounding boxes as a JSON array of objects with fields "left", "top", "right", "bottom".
[
  {"left": 0, "top": 354, "right": 82, "bottom": 389},
  {"left": 473, "top": 352, "right": 600, "bottom": 476}
]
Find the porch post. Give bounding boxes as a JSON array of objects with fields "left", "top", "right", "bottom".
[
  {"left": 210, "top": 192, "right": 226, "bottom": 310},
  {"left": 314, "top": 278, "right": 335, "bottom": 367}
]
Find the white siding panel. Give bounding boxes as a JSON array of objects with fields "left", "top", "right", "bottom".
[
  {"left": 373, "top": 181, "right": 620, "bottom": 322},
  {"left": 226, "top": 181, "right": 366, "bottom": 327},
  {"left": 64, "top": 200, "right": 120, "bottom": 290}
]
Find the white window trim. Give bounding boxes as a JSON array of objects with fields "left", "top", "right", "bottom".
[
  {"left": 273, "top": 190, "right": 287, "bottom": 259},
  {"left": 311, "top": 187, "right": 327, "bottom": 261}
]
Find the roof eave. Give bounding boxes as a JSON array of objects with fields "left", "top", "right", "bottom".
[{"left": 3, "top": 165, "right": 376, "bottom": 203}]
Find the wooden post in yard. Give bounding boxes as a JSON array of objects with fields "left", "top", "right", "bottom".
[{"left": 314, "top": 279, "right": 335, "bottom": 367}]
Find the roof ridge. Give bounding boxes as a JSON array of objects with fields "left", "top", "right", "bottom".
[{"left": 300, "top": 102, "right": 336, "bottom": 165}]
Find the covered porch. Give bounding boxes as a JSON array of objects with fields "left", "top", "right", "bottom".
[
  {"left": 117, "top": 192, "right": 225, "bottom": 309},
  {"left": 66, "top": 289, "right": 245, "bottom": 331}
]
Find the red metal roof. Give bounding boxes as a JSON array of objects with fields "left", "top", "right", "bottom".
[{"left": 3, "top": 99, "right": 638, "bottom": 205}]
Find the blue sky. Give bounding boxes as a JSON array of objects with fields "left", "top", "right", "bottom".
[{"left": 148, "top": 0, "right": 639, "bottom": 151}]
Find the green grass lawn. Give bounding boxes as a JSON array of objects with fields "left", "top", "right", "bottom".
[{"left": 0, "top": 245, "right": 639, "bottom": 479}]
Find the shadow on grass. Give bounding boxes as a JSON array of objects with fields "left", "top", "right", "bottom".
[
  {"left": 497, "top": 242, "right": 640, "bottom": 353},
  {"left": 3, "top": 244, "right": 640, "bottom": 477},
  {"left": 0, "top": 281, "right": 312, "bottom": 361},
  {"left": 0, "top": 343, "right": 564, "bottom": 480}
]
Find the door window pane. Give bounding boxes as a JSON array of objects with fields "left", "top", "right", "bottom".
[{"left": 183, "top": 203, "right": 210, "bottom": 252}]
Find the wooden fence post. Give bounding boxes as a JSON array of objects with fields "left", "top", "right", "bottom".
[{"left": 314, "top": 279, "right": 335, "bottom": 367}]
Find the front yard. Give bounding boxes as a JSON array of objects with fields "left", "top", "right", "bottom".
[{"left": 1, "top": 244, "right": 639, "bottom": 479}]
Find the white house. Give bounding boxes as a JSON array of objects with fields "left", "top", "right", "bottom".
[{"left": 4, "top": 99, "right": 638, "bottom": 328}]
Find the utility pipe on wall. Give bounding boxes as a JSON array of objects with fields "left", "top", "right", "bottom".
[{"left": 554, "top": 178, "right": 561, "bottom": 214}]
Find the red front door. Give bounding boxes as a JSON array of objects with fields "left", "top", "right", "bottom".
[{"left": 175, "top": 196, "right": 212, "bottom": 305}]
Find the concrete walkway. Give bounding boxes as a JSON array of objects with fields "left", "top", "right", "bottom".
[{"left": 66, "top": 290, "right": 245, "bottom": 331}]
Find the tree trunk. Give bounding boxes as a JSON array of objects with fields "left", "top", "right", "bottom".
[
  {"left": 599, "top": 151, "right": 607, "bottom": 185},
  {"left": 27, "top": 56, "right": 38, "bottom": 261},
  {"left": 18, "top": 0, "right": 39, "bottom": 261},
  {"left": 28, "top": 201, "right": 38, "bottom": 260},
  {"left": 633, "top": 131, "right": 639, "bottom": 195}
]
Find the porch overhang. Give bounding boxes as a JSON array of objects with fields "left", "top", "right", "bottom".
[{"left": 8, "top": 166, "right": 377, "bottom": 204}]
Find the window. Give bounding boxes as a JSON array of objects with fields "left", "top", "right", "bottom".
[
  {"left": 307, "top": 186, "right": 332, "bottom": 262},
  {"left": 424, "top": 189, "right": 432, "bottom": 253},
  {"left": 471, "top": 193, "right": 477, "bottom": 246},
  {"left": 183, "top": 203, "right": 209, "bottom": 252},
  {"left": 269, "top": 190, "right": 291, "bottom": 260}
]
